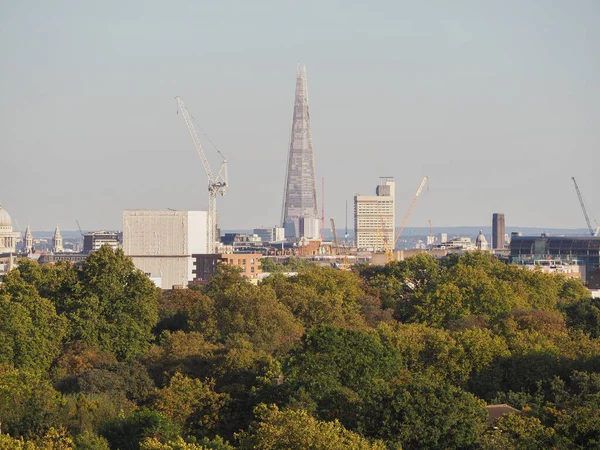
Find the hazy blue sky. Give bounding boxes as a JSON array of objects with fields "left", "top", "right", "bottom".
[{"left": 1, "top": 0, "right": 599, "bottom": 231}]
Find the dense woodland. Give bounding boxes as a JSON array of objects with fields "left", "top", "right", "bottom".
[{"left": 1, "top": 246, "right": 600, "bottom": 449}]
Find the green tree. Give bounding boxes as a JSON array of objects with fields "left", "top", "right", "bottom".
[
  {"left": 563, "top": 297, "right": 600, "bottom": 338},
  {"left": 207, "top": 269, "right": 303, "bottom": 354},
  {"left": 236, "top": 404, "right": 386, "bottom": 450},
  {"left": 357, "top": 374, "right": 487, "bottom": 449},
  {"left": 281, "top": 326, "right": 404, "bottom": 424},
  {"left": 78, "top": 246, "right": 159, "bottom": 359},
  {"left": 100, "top": 409, "right": 180, "bottom": 450},
  {"left": 154, "top": 373, "right": 229, "bottom": 439},
  {"left": 0, "top": 271, "right": 67, "bottom": 373},
  {"left": 263, "top": 267, "right": 367, "bottom": 330},
  {"left": 0, "top": 365, "right": 63, "bottom": 438}
]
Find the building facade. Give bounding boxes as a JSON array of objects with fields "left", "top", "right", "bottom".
[
  {"left": 0, "top": 203, "right": 20, "bottom": 253},
  {"left": 281, "top": 65, "right": 319, "bottom": 239},
  {"left": 354, "top": 177, "right": 395, "bottom": 251},
  {"left": 253, "top": 227, "right": 285, "bottom": 243},
  {"left": 83, "top": 231, "right": 123, "bottom": 254},
  {"left": 123, "top": 210, "right": 207, "bottom": 289},
  {"left": 192, "top": 253, "right": 263, "bottom": 283},
  {"left": 510, "top": 235, "right": 600, "bottom": 283},
  {"left": 492, "top": 213, "right": 505, "bottom": 250}
]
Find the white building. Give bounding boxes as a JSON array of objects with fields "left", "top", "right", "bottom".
[
  {"left": 123, "top": 210, "right": 207, "bottom": 289},
  {"left": 84, "top": 231, "right": 122, "bottom": 254},
  {"left": 253, "top": 227, "right": 285, "bottom": 243},
  {"left": 0, "top": 202, "right": 21, "bottom": 253},
  {"left": 354, "top": 177, "right": 395, "bottom": 251}
]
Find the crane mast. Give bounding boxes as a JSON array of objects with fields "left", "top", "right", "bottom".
[
  {"left": 571, "top": 177, "right": 594, "bottom": 237},
  {"left": 330, "top": 218, "right": 339, "bottom": 254},
  {"left": 393, "top": 176, "right": 429, "bottom": 248},
  {"left": 175, "top": 97, "right": 228, "bottom": 253}
]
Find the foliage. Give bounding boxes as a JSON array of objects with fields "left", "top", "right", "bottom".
[
  {"left": 3, "top": 248, "right": 600, "bottom": 448},
  {"left": 154, "top": 373, "right": 229, "bottom": 438},
  {"left": 0, "top": 272, "right": 67, "bottom": 373},
  {"left": 236, "top": 404, "right": 386, "bottom": 450},
  {"left": 100, "top": 409, "right": 180, "bottom": 450},
  {"left": 262, "top": 267, "right": 367, "bottom": 330},
  {"left": 206, "top": 267, "right": 303, "bottom": 354},
  {"left": 356, "top": 374, "right": 487, "bottom": 449}
]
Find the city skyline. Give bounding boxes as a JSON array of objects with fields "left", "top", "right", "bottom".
[{"left": 1, "top": 1, "right": 599, "bottom": 231}]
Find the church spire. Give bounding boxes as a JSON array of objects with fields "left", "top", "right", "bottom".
[
  {"left": 24, "top": 224, "right": 33, "bottom": 254},
  {"left": 52, "top": 224, "right": 63, "bottom": 253}
]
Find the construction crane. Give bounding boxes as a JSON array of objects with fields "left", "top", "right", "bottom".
[
  {"left": 392, "top": 176, "right": 429, "bottom": 249},
  {"left": 175, "top": 97, "right": 228, "bottom": 253},
  {"left": 330, "top": 218, "right": 339, "bottom": 254},
  {"left": 571, "top": 177, "right": 598, "bottom": 237}
]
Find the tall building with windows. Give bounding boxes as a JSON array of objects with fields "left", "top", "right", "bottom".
[
  {"left": 492, "top": 213, "right": 505, "bottom": 249},
  {"left": 281, "top": 65, "right": 319, "bottom": 239},
  {"left": 354, "top": 177, "right": 395, "bottom": 251}
]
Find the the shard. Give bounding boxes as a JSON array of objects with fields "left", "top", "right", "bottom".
[{"left": 281, "top": 65, "right": 319, "bottom": 239}]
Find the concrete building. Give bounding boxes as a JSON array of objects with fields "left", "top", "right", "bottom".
[
  {"left": 254, "top": 227, "right": 285, "bottom": 243},
  {"left": 492, "top": 213, "right": 505, "bottom": 250},
  {"left": 510, "top": 235, "right": 600, "bottom": 283},
  {"left": 354, "top": 177, "right": 395, "bottom": 251},
  {"left": 282, "top": 65, "right": 319, "bottom": 239},
  {"left": 123, "top": 210, "right": 207, "bottom": 289},
  {"left": 0, "top": 202, "right": 20, "bottom": 253},
  {"left": 192, "top": 253, "right": 263, "bottom": 283},
  {"left": 83, "top": 231, "right": 123, "bottom": 254}
]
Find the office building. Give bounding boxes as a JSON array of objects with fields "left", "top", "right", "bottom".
[
  {"left": 510, "top": 235, "right": 600, "bottom": 282},
  {"left": 254, "top": 227, "right": 285, "bottom": 243},
  {"left": 123, "top": 210, "right": 207, "bottom": 289},
  {"left": 492, "top": 213, "right": 505, "bottom": 250},
  {"left": 282, "top": 65, "right": 319, "bottom": 239},
  {"left": 83, "top": 231, "right": 123, "bottom": 254},
  {"left": 354, "top": 177, "right": 395, "bottom": 251}
]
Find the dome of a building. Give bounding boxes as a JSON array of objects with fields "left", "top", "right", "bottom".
[
  {"left": 0, "top": 202, "right": 13, "bottom": 230},
  {"left": 476, "top": 230, "right": 487, "bottom": 244}
]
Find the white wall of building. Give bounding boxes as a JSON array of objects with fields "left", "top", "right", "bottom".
[
  {"left": 123, "top": 210, "right": 208, "bottom": 289},
  {"left": 354, "top": 179, "right": 395, "bottom": 251}
]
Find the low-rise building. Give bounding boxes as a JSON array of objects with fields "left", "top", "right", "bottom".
[
  {"left": 192, "top": 253, "right": 263, "bottom": 283},
  {"left": 83, "top": 231, "right": 123, "bottom": 254}
]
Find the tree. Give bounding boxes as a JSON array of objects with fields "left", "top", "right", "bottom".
[
  {"left": 209, "top": 274, "right": 303, "bottom": 354},
  {"left": 0, "top": 271, "right": 67, "bottom": 373},
  {"left": 563, "top": 297, "right": 600, "bottom": 338},
  {"left": 0, "top": 365, "right": 63, "bottom": 438},
  {"left": 281, "top": 326, "right": 404, "bottom": 424},
  {"left": 140, "top": 436, "right": 234, "bottom": 450},
  {"left": 262, "top": 267, "right": 367, "bottom": 330},
  {"left": 357, "top": 374, "right": 487, "bottom": 449},
  {"left": 154, "top": 373, "right": 229, "bottom": 439},
  {"left": 236, "top": 404, "right": 386, "bottom": 450},
  {"left": 100, "top": 409, "right": 180, "bottom": 450}
]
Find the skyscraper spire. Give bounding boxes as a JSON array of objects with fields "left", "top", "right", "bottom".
[{"left": 282, "top": 64, "right": 319, "bottom": 239}]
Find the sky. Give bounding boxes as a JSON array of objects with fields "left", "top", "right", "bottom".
[{"left": 1, "top": 0, "right": 599, "bottom": 232}]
